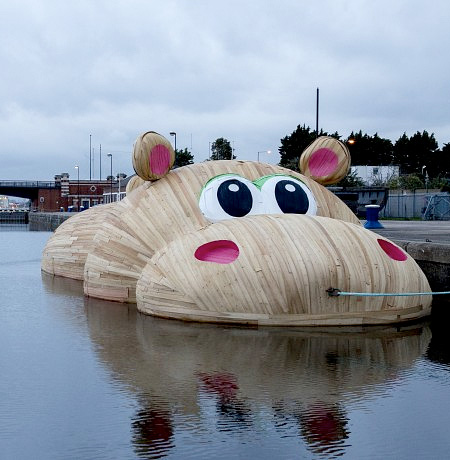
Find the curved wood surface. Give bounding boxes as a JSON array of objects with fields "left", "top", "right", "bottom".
[
  {"left": 41, "top": 203, "right": 116, "bottom": 280},
  {"left": 42, "top": 160, "right": 432, "bottom": 325},
  {"left": 81, "top": 161, "right": 360, "bottom": 303},
  {"left": 137, "top": 214, "right": 431, "bottom": 325},
  {"left": 300, "top": 136, "right": 351, "bottom": 185}
]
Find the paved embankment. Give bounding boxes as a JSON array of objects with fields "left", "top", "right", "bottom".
[{"left": 370, "top": 220, "right": 450, "bottom": 294}]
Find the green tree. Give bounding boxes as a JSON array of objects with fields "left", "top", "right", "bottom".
[
  {"left": 279, "top": 124, "right": 329, "bottom": 172},
  {"left": 393, "top": 131, "right": 439, "bottom": 175},
  {"left": 211, "top": 138, "right": 234, "bottom": 160},
  {"left": 437, "top": 143, "right": 450, "bottom": 178},
  {"left": 428, "top": 175, "right": 448, "bottom": 190},
  {"left": 174, "top": 148, "right": 194, "bottom": 168},
  {"left": 388, "top": 174, "right": 424, "bottom": 190},
  {"left": 346, "top": 131, "right": 394, "bottom": 165}
]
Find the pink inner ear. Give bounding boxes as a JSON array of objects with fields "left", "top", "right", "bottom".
[
  {"left": 308, "top": 148, "right": 338, "bottom": 177},
  {"left": 149, "top": 144, "right": 171, "bottom": 175},
  {"left": 195, "top": 240, "right": 239, "bottom": 264}
]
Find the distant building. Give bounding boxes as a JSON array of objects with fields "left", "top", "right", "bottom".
[
  {"left": 0, "top": 195, "right": 9, "bottom": 208},
  {"left": 351, "top": 165, "right": 399, "bottom": 186},
  {"left": 102, "top": 173, "right": 130, "bottom": 204}
]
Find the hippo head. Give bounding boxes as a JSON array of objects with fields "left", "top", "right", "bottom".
[
  {"left": 127, "top": 132, "right": 431, "bottom": 325},
  {"left": 42, "top": 131, "right": 432, "bottom": 326}
]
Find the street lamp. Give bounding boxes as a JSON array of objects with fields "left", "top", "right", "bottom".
[
  {"left": 257, "top": 150, "right": 271, "bottom": 162},
  {"left": 170, "top": 132, "right": 177, "bottom": 154},
  {"left": 422, "top": 165, "right": 429, "bottom": 194},
  {"left": 75, "top": 165, "right": 80, "bottom": 211},
  {"left": 107, "top": 153, "right": 113, "bottom": 202}
]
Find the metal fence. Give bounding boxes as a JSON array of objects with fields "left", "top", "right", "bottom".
[
  {"left": 0, "top": 211, "right": 29, "bottom": 224},
  {"left": 0, "top": 180, "right": 57, "bottom": 188},
  {"left": 379, "top": 192, "right": 450, "bottom": 220}
]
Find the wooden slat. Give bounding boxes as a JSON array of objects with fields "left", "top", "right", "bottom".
[
  {"left": 136, "top": 214, "right": 431, "bottom": 326},
  {"left": 42, "top": 160, "right": 431, "bottom": 325}
]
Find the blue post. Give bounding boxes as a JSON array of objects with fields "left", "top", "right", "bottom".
[{"left": 364, "top": 204, "right": 384, "bottom": 229}]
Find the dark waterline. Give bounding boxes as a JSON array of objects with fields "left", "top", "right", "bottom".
[{"left": 1, "top": 226, "right": 450, "bottom": 459}]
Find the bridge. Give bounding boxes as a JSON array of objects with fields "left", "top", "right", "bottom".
[
  {"left": 0, "top": 178, "right": 112, "bottom": 212},
  {"left": 0, "top": 180, "right": 58, "bottom": 200}
]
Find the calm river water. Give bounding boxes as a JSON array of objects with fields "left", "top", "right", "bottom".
[{"left": 2, "top": 225, "right": 450, "bottom": 459}]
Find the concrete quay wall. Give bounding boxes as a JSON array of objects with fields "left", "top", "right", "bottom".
[
  {"left": 29, "top": 212, "right": 72, "bottom": 231},
  {"left": 393, "top": 240, "right": 450, "bottom": 293}
]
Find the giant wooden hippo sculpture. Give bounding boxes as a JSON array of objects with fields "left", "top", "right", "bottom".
[{"left": 42, "top": 132, "right": 432, "bottom": 325}]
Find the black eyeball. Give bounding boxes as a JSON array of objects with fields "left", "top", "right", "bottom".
[{"left": 217, "top": 179, "right": 253, "bottom": 217}]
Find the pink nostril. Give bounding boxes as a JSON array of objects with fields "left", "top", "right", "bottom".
[
  {"left": 377, "top": 239, "right": 407, "bottom": 261},
  {"left": 195, "top": 240, "right": 239, "bottom": 264}
]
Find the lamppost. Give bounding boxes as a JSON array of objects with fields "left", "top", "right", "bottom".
[
  {"left": 316, "top": 87, "right": 319, "bottom": 137},
  {"left": 107, "top": 153, "right": 113, "bottom": 202},
  {"left": 89, "top": 134, "right": 92, "bottom": 180},
  {"left": 170, "top": 132, "right": 177, "bottom": 153},
  {"left": 75, "top": 165, "right": 80, "bottom": 211},
  {"left": 422, "top": 165, "right": 429, "bottom": 194},
  {"left": 257, "top": 150, "right": 271, "bottom": 162}
]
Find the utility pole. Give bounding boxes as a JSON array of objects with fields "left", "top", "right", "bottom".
[
  {"left": 316, "top": 87, "right": 319, "bottom": 137},
  {"left": 89, "top": 134, "right": 92, "bottom": 180}
]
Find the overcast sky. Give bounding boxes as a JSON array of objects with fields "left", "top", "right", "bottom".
[{"left": 1, "top": 0, "right": 449, "bottom": 180}]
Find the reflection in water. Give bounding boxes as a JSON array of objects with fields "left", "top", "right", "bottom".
[
  {"left": 299, "top": 403, "right": 349, "bottom": 457},
  {"left": 426, "top": 308, "right": 450, "bottom": 366},
  {"left": 132, "top": 408, "right": 173, "bottom": 459},
  {"left": 42, "top": 274, "right": 432, "bottom": 459},
  {"left": 198, "top": 372, "right": 252, "bottom": 432}
]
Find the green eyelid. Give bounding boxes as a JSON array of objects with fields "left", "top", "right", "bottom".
[
  {"left": 198, "top": 174, "right": 245, "bottom": 199},
  {"left": 253, "top": 174, "right": 307, "bottom": 190},
  {"left": 198, "top": 173, "right": 309, "bottom": 199}
]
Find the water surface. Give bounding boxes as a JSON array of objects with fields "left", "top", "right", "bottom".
[{"left": 1, "top": 226, "right": 450, "bottom": 459}]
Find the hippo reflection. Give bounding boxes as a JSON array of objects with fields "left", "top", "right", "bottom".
[{"left": 75, "top": 295, "right": 429, "bottom": 458}]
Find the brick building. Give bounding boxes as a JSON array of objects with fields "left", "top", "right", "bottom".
[{"left": 32, "top": 173, "right": 116, "bottom": 212}]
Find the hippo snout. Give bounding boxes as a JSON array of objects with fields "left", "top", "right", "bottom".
[{"left": 136, "top": 215, "right": 431, "bottom": 326}]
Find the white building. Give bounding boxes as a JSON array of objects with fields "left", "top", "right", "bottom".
[
  {"left": 0, "top": 195, "right": 9, "bottom": 209},
  {"left": 352, "top": 165, "right": 399, "bottom": 186}
]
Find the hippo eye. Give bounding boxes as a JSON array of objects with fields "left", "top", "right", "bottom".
[
  {"left": 261, "top": 175, "right": 317, "bottom": 215},
  {"left": 199, "top": 175, "right": 264, "bottom": 222}
]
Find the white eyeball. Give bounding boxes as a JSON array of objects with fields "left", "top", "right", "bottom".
[
  {"left": 199, "top": 175, "right": 264, "bottom": 222},
  {"left": 260, "top": 175, "right": 317, "bottom": 215}
]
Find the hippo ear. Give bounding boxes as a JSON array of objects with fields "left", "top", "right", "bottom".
[
  {"left": 299, "top": 136, "right": 350, "bottom": 185},
  {"left": 132, "top": 131, "right": 175, "bottom": 181},
  {"left": 125, "top": 175, "right": 146, "bottom": 194}
]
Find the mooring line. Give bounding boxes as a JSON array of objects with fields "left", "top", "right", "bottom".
[{"left": 326, "top": 288, "right": 450, "bottom": 297}]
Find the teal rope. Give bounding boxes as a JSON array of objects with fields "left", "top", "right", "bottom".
[{"left": 327, "top": 288, "right": 450, "bottom": 297}]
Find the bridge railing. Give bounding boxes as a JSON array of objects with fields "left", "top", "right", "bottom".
[{"left": 0, "top": 180, "right": 57, "bottom": 188}]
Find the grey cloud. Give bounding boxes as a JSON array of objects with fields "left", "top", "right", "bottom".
[{"left": 1, "top": 0, "right": 450, "bottom": 180}]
